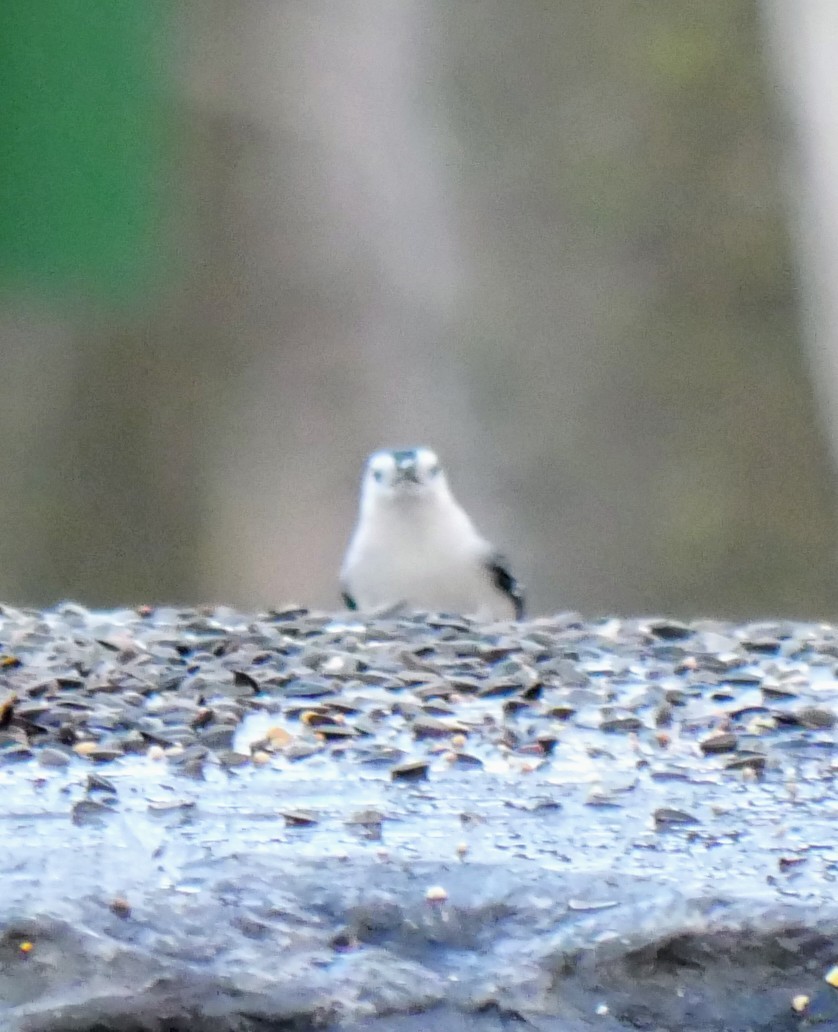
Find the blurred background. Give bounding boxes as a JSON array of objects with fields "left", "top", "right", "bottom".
[{"left": 1, "top": 0, "right": 837, "bottom": 620}]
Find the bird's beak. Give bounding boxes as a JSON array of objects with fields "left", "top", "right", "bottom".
[{"left": 394, "top": 458, "right": 420, "bottom": 484}]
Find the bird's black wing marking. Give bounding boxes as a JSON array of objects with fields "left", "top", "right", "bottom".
[
  {"left": 341, "top": 590, "right": 358, "bottom": 611},
  {"left": 487, "top": 554, "right": 525, "bottom": 620}
]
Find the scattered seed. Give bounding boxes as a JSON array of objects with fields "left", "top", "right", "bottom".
[{"left": 391, "top": 760, "right": 429, "bottom": 782}]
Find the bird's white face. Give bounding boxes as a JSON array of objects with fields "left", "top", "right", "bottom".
[{"left": 362, "top": 447, "right": 448, "bottom": 505}]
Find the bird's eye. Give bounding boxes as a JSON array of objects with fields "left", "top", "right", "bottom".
[
  {"left": 428, "top": 463, "right": 441, "bottom": 477},
  {"left": 372, "top": 469, "right": 384, "bottom": 483}
]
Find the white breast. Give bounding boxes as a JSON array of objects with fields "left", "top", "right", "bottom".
[{"left": 342, "top": 495, "right": 514, "bottom": 620}]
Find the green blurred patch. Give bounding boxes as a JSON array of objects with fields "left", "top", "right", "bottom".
[
  {"left": 0, "top": 0, "right": 171, "bottom": 301},
  {"left": 645, "top": 23, "right": 722, "bottom": 86}
]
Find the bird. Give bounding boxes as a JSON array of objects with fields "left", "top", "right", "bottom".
[{"left": 340, "top": 447, "right": 524, "bottom": 621}]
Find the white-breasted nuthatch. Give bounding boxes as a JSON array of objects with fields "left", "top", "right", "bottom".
[{"left": 340, "top": 447, "right": 524, "bottom": 620}]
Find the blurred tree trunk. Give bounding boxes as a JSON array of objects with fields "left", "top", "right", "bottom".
[
  {"left": 762, "top": 0, "right": 838, "bottom": 471},
  {"left": 187, "top": 0, "right": 476, "bottom": 608}
]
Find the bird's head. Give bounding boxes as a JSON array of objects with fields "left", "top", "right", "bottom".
[{"left": 361, "top": 447, "right": 449, "bottom": 507}]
